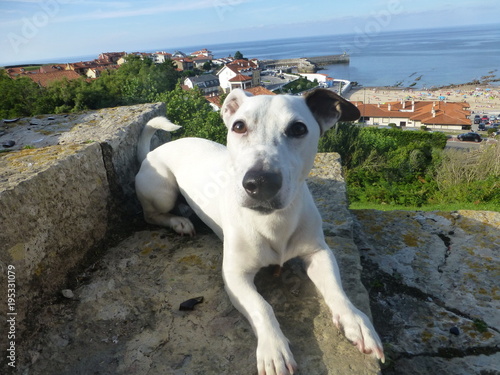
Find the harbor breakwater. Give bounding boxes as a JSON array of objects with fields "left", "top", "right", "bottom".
[{"left": 261, "top": 53, "right": 349, "bottom": 73}]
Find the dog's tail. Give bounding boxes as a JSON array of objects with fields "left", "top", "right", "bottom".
[{"left": 137, "top": 116, "right": 182, "bottom": 163}]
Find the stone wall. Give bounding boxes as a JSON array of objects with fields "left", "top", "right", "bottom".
[{"left": 0, "top": 103, "right": 165, "bottom": 348}]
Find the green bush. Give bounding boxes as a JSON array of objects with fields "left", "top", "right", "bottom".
[
  {"left": 278, "top": 76, "right": 318, "bottom": 94},
  {"left": 156, "top": 85, "right": 227, "bottom": 145},
  {"left": 0, "top": 57, "right": 182, "bottom": 117},
  {"left": 319, "top": 123, "right": 449, "bottom": 207}
]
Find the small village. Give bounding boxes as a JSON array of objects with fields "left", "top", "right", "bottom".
[{"left": 3, "top": 49, "right": 497, "bottom": 133}]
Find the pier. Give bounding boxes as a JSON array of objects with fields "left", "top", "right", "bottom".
[{"left": 261, "top": 53, "right": 349, "bottom": 73}]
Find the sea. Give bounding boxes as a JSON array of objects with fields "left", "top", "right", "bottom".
[{"left": 10, "top": 23, "right": 500, "bottom": 89}]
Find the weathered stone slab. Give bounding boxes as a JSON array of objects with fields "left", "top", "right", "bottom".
[
  {"left": 0, "top": 103, "right": 165, "bottom": 360},
  {"left": 0, "top": 143, "right": 109, "bottom": 329},
  {"left": 19, "top": 230, "right": 380, "bottom": 375},
  {"left": 353, "top": 209, "right": 500, "bottom": 374}
]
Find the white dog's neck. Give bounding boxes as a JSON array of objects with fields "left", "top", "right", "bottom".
[{"left": 230, "top": 182, "right": 308, "bottom": 253}]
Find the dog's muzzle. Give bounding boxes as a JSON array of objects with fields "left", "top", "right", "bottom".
[{"left": 242, "top": 170, "right": 283, "bottom": 213}]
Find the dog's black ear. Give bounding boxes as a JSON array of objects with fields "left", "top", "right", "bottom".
[
  {"left": 305, "top": 89, "right": 360, "bottom": 134},
  {"left": 221, "top": 89, "right": 252, "bottom": 126}
]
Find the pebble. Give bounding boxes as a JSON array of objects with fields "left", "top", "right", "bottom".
[
  {"left": 2, "top": 140, "right": 15, "bottom": 148},
  {"left": 61, "top": 289, "right": 74, "bottom": 299},
  {"left": 449, "top": 326, "right": 460, "bottom": 336}
]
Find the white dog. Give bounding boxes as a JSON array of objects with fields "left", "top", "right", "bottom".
[{"left": 135, "top": 88, "right": 384, "bottom": 374}]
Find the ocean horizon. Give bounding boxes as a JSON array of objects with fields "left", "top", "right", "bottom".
[{"left": 3, "top": 23, "right": 500, "bottom": 89}]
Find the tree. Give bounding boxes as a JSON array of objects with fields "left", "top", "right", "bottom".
[
  {"left": 234, "top": 51, "right": 244, "bottom": 60},
  {"left": 156, "top": 85, "right": 226, "bottom": 144},
  {"left": 0, "top": 70, "right": 43, "bottom": 118}
]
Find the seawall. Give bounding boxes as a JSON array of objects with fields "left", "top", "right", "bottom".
[{"left": 261, "top": 54, "right": 349, "bottom": 73}]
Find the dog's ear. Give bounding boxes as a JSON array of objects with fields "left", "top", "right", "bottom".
[
  {"left": 305, "top": 89, "right": 360, "bottom": 134},
  {"left": 221, "top": 89, "right": 253, "bottom": 125}
]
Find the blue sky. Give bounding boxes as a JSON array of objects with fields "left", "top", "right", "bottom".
[{"left": 1, "top": 0, "right": 498, "bottom": 66}]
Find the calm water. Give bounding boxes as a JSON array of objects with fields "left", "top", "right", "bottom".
[
  {"left": 14, "top": 23, "right": 500, "bottom": 88},
  {"left": 186, "top": 23, "right": 500, "bottom": 88}
]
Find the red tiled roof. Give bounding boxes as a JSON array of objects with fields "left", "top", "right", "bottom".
[
  {"left": 28, "top": 70, "right": 82, "bottom": 87},
  {"left": 354, "top": 100, "right": 471, "bottom": 125},
  {"left": 229, "top": 74, "right": 252, "bottom": 82},
  {"left": 228, "top": 59, "right": 257, "bottom": 69},
  {"left": 245, "top": 87, "right": 276, "bottom": 96},
  {"left": 172, "top": 57, "right": 193, "bottom": 62},
  {"left": 205, "top": 95, "right": 222, "bottom": 108}
]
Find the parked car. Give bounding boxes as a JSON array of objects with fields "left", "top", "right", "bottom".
[
  {"left": 474, "top": 118, "right": 481, "bottom": 124},
  {"left": 478, "top": 123, "right": 486, "bottom": 131},
  {"left": 481, "top": 115, "right": 489, "bottom": 120},
  {"left": 457, "top": 132, "right": 482, "bottom": 142}
]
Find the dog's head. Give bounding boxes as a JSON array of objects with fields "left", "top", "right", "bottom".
[{"left": 221, "top": 88, "right": 360, "bottom": 213}]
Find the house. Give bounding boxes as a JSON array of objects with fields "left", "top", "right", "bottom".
[
  {"left": 354, "top": 100, "right": 472, "bottom": 130},
  {"left": 151, "top": 52, "right": 172, "bottom": 64},
  {"left": 66, "top": 61, "right": 100, "bottom": 75},
  {"left": 213, "top": 57, "right": 234, "bottom": 66},
  {"left": 172, "top": 57, "right": 194, "bottom": 71},
  {"left": 217, "top": 59, "right": 261, "bottom": 93},
  {"left": 39, "top": 64, "right": 66, "bottom": 74},
  {"left": 86, "top": 65, "right": 118, "bottom": 79},
  {"left": 172, "top": 51, "right": 187, "bottom": 58},
  {"left": 97, "top": 52, "right": 125, "bottom": 64},
  {"left": 227, "top": 59, "right": 258, "bottom": 72},
  {"left": 205, "top": 95, "right": 222, "bottom": 111},
  {"left": 192, "top": 56, "right": 212, "bottom": 69},
  {"left": 228, "top": 73, "right": 253, "bottom": 91},
  {"left": 184, "top": 74, "right": 220, "bottom": 95},
  {"left": 190, "top": 48, "right": 214, "bottom": 59}
]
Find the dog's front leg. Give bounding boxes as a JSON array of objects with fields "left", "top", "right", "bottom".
[
  {"left": 303, "top": 245, "right": 385, "bottom": 362},
  {"left": 223, "top": 248, "right": 297, "bottom": 374}
]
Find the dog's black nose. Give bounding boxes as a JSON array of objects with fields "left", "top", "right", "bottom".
[{"left": 243, "top": 170, "right": 282, "bottom": 201}]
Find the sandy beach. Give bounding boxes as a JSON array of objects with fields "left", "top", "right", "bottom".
[{"left": 345, "top": 84, "right": 500, "bottom": 114}]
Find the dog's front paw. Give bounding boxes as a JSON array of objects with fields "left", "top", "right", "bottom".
[
  {"left": 256, "top": 338, "right": 297, "bottom": 375},
  {"left": 333, "top": 306, "right": 385, "bottom": 363},
  {"left": 169, "top": 217, "right": 195, "bottom": 236}
]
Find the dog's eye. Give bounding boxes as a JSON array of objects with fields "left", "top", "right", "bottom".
[
  {"left": 232, "top": 121, "right": 247, "bottom": 134},
  {"left": 286, "top": 122, "right": 308, "bottom": 138}
]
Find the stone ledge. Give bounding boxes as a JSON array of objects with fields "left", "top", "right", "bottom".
[
  {"left": 0, "top": 103, "right": 165, "bottom": 353},
  {"left": 353, "top": 209, "right": 500, "bottom": 375}
]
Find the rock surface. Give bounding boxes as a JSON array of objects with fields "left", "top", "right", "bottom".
[
  {"left": 353, "top": 209, "right": 500, "bottom": 375},
  {"left": 0, "top": 103, "right": 165, "bottom": 354},
  {"left": 16, "top": 154, "right": 381, "bottom": 375}
]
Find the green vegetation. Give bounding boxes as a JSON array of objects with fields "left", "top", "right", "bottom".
[
  {"left": 277, "top": 76, "right": 319, "bottom": 94},
  {"left": 0, "top": 56, "right": 184, "bottom": 117},
  {"left": 319, "top": 123, "right": 500, "bottom": 211},
  {"left": 157, "top": 86, "right": 226, "bottom": 145}
]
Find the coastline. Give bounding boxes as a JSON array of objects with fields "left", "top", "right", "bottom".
[{"left": 345, "top": 83, "right": 500, "bottom": 113}]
